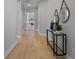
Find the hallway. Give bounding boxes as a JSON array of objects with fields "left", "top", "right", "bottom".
[
  {"left": 4, "top": 0, "right": 75, "bottom": 59},
  {"left": 5, "top": 27, "right": 65, "bottom": 59}
]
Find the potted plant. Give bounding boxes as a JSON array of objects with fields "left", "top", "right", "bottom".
[{"left": 55, "top": 23, "right": 62, "bottom": 33}]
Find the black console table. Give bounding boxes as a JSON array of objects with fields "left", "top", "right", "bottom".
[{"left": 47, "top": 29, "right": 67, "bottom": 56}]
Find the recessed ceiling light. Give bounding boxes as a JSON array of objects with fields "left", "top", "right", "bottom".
[{"left": 26, "top": 1, "right": 29, "bottom": 2}]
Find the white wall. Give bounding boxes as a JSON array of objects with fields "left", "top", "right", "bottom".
[
  {"left": 17, "top": 1, "right": 24, "bottom": 36},
  {"left": 38, "top": 0, "right": 75, "bottom": 59},
  {"left": 62, "top": 0, "right": 75, "bottom": 59},
  {"left": 4, "top": 0, "right": 18, "bottom": 52},
  {"left": 38, "top": 0, "right": 47, "bottom": 34},
  {"left": 4, "top": 0, "right": 24, "bottom": 55},
  {"left": 38, "top": 0, "right": 62, "bottom": 34},
  {"left": 34, "top": 10, "right": 38, "bottom": 30}
]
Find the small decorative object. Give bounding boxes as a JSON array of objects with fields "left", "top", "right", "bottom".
[
  {"left": 50, "top": 20, "right": 54, "bottom": 30},
  {"left": 59, "top": 0, "right": 70, "bottom": 23},
  {"left": 55, "top": 23, "right": 62, "bottom": 33},
  {"left": 55, "top": 23, "right": 62, "bottom": 31},
  {"left": 30, "top": 18, "right": 34, "bottom": 26}
]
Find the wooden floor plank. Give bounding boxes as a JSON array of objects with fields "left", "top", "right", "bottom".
[{"left": 5, "top": 29, "right": 65, "bottom": 59}]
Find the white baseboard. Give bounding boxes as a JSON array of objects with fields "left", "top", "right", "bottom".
[
  {"left": 38, "top": 31, "right": 46, "bottom": 36},
  {"left": 4, "top": 41, "right": 17, "bottom": 58},
  {"left": 37, "top": 30, "right": 46, "bottom": 36},
  {"left": 65, "top": 54, "right": 72, "bottom": 59},
  {"left": 35, "top": 29, "right": 39, "bottom": 33},
  {"left": 39, "top": 32, "right": 46, "bottom": 36}
]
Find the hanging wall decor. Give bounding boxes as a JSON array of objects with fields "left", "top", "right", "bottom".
[
  {"left": 54, "top": 9, "right": 59, "bottom": 24},
  {"left": 50, "top": 9, "right": 59, "bottom": 30},
  {"left": 59, "top": 0, "right": 70, "bottom": 23}
]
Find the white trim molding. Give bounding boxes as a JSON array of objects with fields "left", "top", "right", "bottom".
[
  {"left": 4, "top": 41, "right": 17, "bottom": 58},
  {"left": 16, "top": 35, "right": 22, "bottom": 39},
  {"left": 39, "top": 32, "right": 46, "bottom": 36},
  {"left": 37, "top": 29, "right": 46, "bottom": 36}
]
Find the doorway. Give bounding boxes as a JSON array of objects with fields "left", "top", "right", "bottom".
[{"left": 24, "top": 12, "right": 35, "bottom": 31}]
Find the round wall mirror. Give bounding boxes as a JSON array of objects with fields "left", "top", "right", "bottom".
[{"left": 59, "top": 0, "right": 70, "bottom": 23}]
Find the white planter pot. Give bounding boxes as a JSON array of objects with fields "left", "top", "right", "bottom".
[{"left": 56, "top": 31, "right": 62, "bottom": 34}]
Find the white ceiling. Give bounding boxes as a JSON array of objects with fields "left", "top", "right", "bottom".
[{"left": 21, "top": 0, "right": 45, "bottom": 12}]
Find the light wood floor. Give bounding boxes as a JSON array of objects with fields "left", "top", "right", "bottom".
[{"left": 5, "top": 28, "right": 65, "bottom": 59}]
